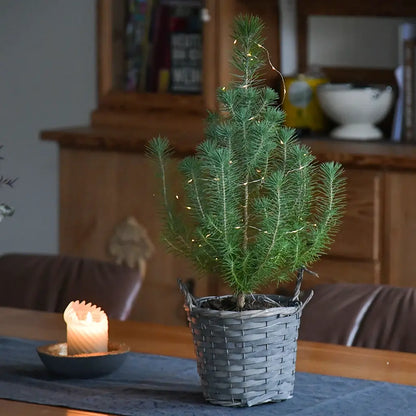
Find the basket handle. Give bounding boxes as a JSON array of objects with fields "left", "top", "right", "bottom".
[
  {"left": 292, "top": 268, "right": 304, "bottom": 302},
  {"left": 297, "top": 289, "right": 314, "bottom": 311},
  {"left": 178, "top": 279, "right": 197, "bottom": 310},
  {"left": 291, "top": 267, "right": 316, "bottom": 312}
]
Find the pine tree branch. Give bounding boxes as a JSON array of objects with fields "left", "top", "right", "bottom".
[{"left": 179, "top": 157, "right": 206, "bottom": 220}]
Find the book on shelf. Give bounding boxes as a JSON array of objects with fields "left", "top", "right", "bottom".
[
  {"left": 124, "top": 0, "right": 203, "bottom": 94},
  {"left": 392, "top": 22, "right": 416, "bottom": 142},
  {"left": 170, "top": 32, "right": 202, "bottom": 93},
  {"left": 403, "top": 38, "right": 416, "bottom": 142},
  {"left": 125, "top": 0, "right": 154, "bottom": 92},
  {"left": 147, "top": 2, "right": 171, "bottom": 92}
]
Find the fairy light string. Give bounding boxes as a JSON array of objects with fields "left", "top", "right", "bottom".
[
  {"left": 257, "top": 42, "right": 287, "bottom": 104},
  {"left": 176, "top": 39, "right": 288, "bottom": 248},
  {"left": 233, "top": 38, "right": 287, "bottom": 103}
]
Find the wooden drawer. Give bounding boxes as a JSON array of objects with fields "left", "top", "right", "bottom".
[{"left": 328, "top": 168, "right": 383, "bottom": 261}]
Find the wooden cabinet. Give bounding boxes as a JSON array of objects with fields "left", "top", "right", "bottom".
[{"left": 41, "top": 0, "right": 416, "bottom": 325}]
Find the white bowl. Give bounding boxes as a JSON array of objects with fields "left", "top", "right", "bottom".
[{"left": 317, "top": 83, "right": 394, "bottom": 140}]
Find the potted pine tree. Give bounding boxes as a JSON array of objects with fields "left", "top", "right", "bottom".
[{"left": 147, "top": 15, "right": 345, "bottom": 407}]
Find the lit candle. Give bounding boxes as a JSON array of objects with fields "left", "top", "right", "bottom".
[{"left": 63, "top": 300, "right": 108, "bottom": 355}]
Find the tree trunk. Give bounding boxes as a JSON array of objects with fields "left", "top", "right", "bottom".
[{"left": 237, "top": 292, "right": 245, "bottom": 310}]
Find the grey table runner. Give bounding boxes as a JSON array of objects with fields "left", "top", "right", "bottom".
[{"left": 0, "top": 336, "right": 415, "bottom": 415}]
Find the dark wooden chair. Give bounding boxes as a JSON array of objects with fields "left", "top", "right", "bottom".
[
  {"left": 299, "top": 282, "right": 416, "bottom": 353},
  {"left": 0, "top": 253, "right": 143, "bottom": 320}
]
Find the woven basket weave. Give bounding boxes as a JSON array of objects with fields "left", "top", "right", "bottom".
[{"left": 179, "top": 271, "right": 312, "bottom": 407}]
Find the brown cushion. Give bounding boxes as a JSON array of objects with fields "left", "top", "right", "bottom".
[
  {"left": 299, "top": 282, "right": 416, "bottom": 353},
  {"left": 299, "top": 283, "right": 381, "bottom": 346},
  {"left": 354, "top": 285, "right": 416, "bottom": 352},
  {"left": 0, "top": 253, "right": 142, "bottom": 320}
]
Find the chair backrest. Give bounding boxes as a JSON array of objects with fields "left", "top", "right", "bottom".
[
  {"left": 299, "top": 283, "right": 416, "bottom": 353},
  {"left": 353, "top": 285, "right": 416, "bottom": 352},
  {"left": 0, "top": 253, "right": 143, "bottom": 320}
]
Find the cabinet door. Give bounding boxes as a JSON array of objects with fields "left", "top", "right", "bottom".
[
  {"left": 384, "top": 171, "right": 416, "bottom": 287},
  {"left": 94, "top": 0, "right": 216, "bottom": 143},
  {"left": 330, "top": 168, "right": 383, "bottom": 260},
  {"left": 311, "top": 168, "right": 384, "bottom": 286}
]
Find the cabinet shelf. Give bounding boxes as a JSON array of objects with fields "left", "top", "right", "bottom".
[
  {"left": 41, "top": 124, "right": 202, "bottom": 155},
  {"left": 41, "top": 125, "right": 416, "bottom": 171}
]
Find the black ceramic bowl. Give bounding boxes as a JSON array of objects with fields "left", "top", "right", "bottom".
[{"left": 37, "top": 341, "right": 129, "bottom": 378}]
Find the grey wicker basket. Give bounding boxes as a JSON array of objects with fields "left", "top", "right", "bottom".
[{"left": 179, "top": 272, "right": 312, "bottom": 407}]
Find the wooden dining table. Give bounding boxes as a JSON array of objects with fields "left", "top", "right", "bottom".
[{"left": 0, "top": 306, "right": 415, "bottom": 415}]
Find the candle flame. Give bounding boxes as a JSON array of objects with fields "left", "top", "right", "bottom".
[{"left": 86, "top": 311, "right": 93, "bottom": 323}]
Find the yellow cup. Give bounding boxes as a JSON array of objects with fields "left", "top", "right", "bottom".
[{"left": 283, "top": 75, "right": 329, "bottom": 132}]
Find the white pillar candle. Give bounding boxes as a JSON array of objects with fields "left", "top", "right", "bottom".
[{"left": 63, "top": 300, "right": 108, "bottom": 355}]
